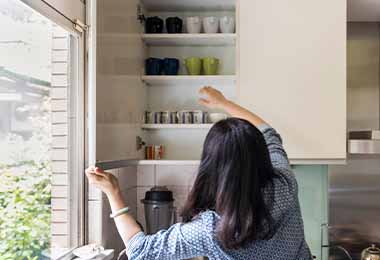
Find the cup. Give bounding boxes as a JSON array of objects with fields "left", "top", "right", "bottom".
[
  {"left": 203, "top": 16, "right": 219, "bottom": 33},
  {"left": 145, "top": 145, "right": 155, "bottom": 160},
  {"left": 202, "top": 57, "right": 219, "bottom": 75},
  {"left": 144, "top": 111, "right": 161, "bottom": 124},
  {"left": 186, "top": 16, "right": 202, "bottom": 34},
  {"left": 177, "top": 110, "right": 193, "bottom": 124},
  {"left": 162, "top": 58, "right": 179, "bottom": 75},
  {"left": 193, "top": 110, "right": 206, "bottom": 124},
  {"left": 166, "top": 17, "right": 183, "bottom": 33},
  {"left": 208, "top": 113, "right": 227, "bottom": 123},
  {"left": 160, "top": 111, "right": 170, "bottom": 124},
  {"left": 145, "top": 145, "right": 164, "bottom": 160},
  {"left": 153, "top": 111, "right": 161, "bottom": 124},
  {"left": 144, "top": 111, "right": 154, "bottom": 124},
  {"left": 219, "top": 16, "right": 235, "bottom": 33},
  {"left": 185, "top": 57, "right": 202, "bottom": 75},
  {"left": 145, "top": 58, "right": 162, "bottom": 75},
  {"left": 145, "top": 16, "right": 164, "bottom": 33},
  {"left": 169, "top": 111, "right": 178, "bottom": 124},
  {"left": 154, "top": 145, "right": 164, "bottom": 160}
]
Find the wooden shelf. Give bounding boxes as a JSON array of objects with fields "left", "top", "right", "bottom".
[
  {"left": 141, "top": 75, "right": 236, "bottom": 86},
  {"left": 142, "top": 124, "right": 213, "bottom": 129},
  {"left": 140, "top": 0, "right": 235, "bottom": 11},
  {"left": 142, "top": 34, "right": 236, "bottom": 46}
]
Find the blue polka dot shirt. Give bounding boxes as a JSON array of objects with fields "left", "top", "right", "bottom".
[{"left": 126, "top": 125, "right": 312, "bottom": 260}]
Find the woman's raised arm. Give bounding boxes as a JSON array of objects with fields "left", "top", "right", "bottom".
[
  {"left": 199, "top": 86, "right": 268, "bottom": 127},
  {"left": 199, "top": 86, "right": 290, "bottom": 170}
]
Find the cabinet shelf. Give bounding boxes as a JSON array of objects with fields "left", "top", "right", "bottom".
[
  {"left": 142, "top": 34, "right": 236, "bottom": 46},
  {"left": 137, "top": 160, "right": 201, "bottom": 165},
  {"left": 140, "top": 0, "right": 235, "bottom": 11},
  {"left": 142, "top": 124, "right": 213, "bottom": 129},
  {"left": 141, "top": 75, "right": 236, "bottom": 86}
]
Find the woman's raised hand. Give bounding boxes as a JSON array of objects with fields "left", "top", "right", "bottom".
[
  {"left": 85, "top": 166, "right": 120, "bottom": 198},
  {"left": 199, "top": 86, "right": 229, "bottom": 109}
]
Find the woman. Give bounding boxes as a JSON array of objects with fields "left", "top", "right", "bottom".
[{"left": 86, "top": 87, "right": 312, "bottom": 260}]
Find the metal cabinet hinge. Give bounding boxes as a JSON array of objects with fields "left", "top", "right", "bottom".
[
  {"left": 137, "top": 4, "right": 146, "bottom": 24},
  {"left": 73, "top": 19, "right": 89, "bottom": 33},
  {"left": 136, "top": 136, "right": 146, "bottom": 151}
]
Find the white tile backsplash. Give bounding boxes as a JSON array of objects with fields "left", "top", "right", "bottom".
[
  {"left": 155, "top": 165, "right": 198, "bottom": 187},
  {"left": 123, "top": 188, "right": 137, "bottom": 217},
  {"left": 134, "top": 165, "right": 200, "bottom": 227},
  {"left": 118, "top": 166, "right": 137, "bottom": 191},
  {"left": 136, "top": 186, "right": 153, "bottom": 231},
  {"left": 102, "top": 196, "right": 125, "bottom": 254},
  {"left": 92, "top": 165, "right": 198, "bottom": 247},
  {"left": 168, "top": 186, "right": 189, "bottom": 222},
  {"left": 88, "top": 185, "right": 103, "bottom": 201},
  {"left": 137, "top": 165, "right": 155, "bottom": 186},
  {"left": 88, "top": 200, "right": 102, "bottom": 244}
]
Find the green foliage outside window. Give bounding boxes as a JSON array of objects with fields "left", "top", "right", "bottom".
[{"left": 0, "top": 99, "right": 52, "bottom": 260}]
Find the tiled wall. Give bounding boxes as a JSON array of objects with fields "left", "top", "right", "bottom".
[
  {"left": 136, "top": 165, "right": 198, "bottom": 230},
  {"left": 294, "top": 165, "right": 328, "bottom": 260},
  {"left": 87, "top": 166, "right": 137, "bottom": 256},
  {"left": 133, "top": 164, "right": 328, "bottom": 260},
  {"left": 93, "top": 164, "right": 328, "bottom": 259}
]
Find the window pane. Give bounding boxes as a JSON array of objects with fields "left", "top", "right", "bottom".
[{"left": 0, "top": 0, "right": 82, "bottom": 258}]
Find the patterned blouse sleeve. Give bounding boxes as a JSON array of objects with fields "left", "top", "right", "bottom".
[
  {"left": 125, "top": 215, "right": 212, "bottom": 260},
  {"left": 257, "top": 124, "right": 291, "bottom": 171},
  {"left": 257, "top": 124, "right": 298, "bottom": 199}
]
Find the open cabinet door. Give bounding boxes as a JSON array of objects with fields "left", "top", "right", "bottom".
[
  {"left": 86, "top": 0, "right": 146, "bottom": 248},
  {"left": 87, "top": 0, "right": 146, "bottom": 166}
]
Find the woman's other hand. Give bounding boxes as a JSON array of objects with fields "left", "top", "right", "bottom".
[
  {"left": 85, "top": 166, "right": 120, "bottom": 198},
  {"left": 199, "top": 86, "right": 229, "bottom": 109}
]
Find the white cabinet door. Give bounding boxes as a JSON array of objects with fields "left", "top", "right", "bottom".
[
  {"left": 88, "top": 0, "right": 146, "bottom": 164},
  {"left": 238, "top": 0, "right": 346, "bottom": 161}
]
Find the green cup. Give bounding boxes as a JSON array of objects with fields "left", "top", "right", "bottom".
[
  {"left": 185, "top": 57, "right": 202, "bottom": 75},
  {"left": 202, "top": 57, "right": 219, "bottom": 75}
]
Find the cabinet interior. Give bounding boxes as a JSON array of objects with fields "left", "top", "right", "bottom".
[{"left": 97, "top": 0, "right": 237, "bottom": 162}]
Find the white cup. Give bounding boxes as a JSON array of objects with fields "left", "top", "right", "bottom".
[
  {"left": 208, "top": 113, "right": 227, "bottom": 123},
  {"left": 193, "top": 110, "right": 205, "bottom": 124},
  {"left": 219, "top": 16, "right": 235, "bottom": 33},
  {"left": 177, "top": 110, "right": 193, "bottom": 124},
  {"left": 186, "top": 16, "right": 202, "bottom": 34},
  {"left": 202, "top": 16, "right": 219, "bottom": 33}
]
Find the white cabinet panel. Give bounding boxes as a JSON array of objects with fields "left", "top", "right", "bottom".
[
  {"left": 90, "top": 0, "right": 146, "bottom": 163},
  {"left": 238, "top": 0, "right": 346, "bottom": 160}
]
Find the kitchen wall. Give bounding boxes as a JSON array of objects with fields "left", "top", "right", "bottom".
[
  {"left": 133, "top": 164, "right": 328, "bottom": 260},
  {"left": 92, "top": 165, "right": 328, "bottom": 259},
  {"left": 88, "top": 166, "right": 137, "bottom": 256}
]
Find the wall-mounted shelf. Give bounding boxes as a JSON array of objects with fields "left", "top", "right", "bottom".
[
  {"left": 140, "top": 0, "right": 235, "bottom": 11},
  {"left": 137, "top": 160, "right": 201, "bottom": 165},
  {"left": 142, "top": 34, "right": 236, "bottom": 46},
  {"left": 141, "top": 75, "right": 236, "bottom": 86},
  {"left": 142, "top": 124, "right": 213, "bottom": 129}
]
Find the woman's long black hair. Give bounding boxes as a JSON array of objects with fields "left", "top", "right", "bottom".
[{"left": 181, "top": 118, "right": 277, "bottom": 249}]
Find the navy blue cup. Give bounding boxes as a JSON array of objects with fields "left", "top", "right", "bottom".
[
  {"left": 162, "top": 58, "right": 179, "bottom": 75},
  {"left": 145, "top": 58, "right": 163, "bottom": 75}
]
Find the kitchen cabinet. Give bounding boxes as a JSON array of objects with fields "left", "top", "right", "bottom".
[
  {"left": 90, "top": 0, "right": 237, "bottom": 164},
  {"left": 238, "top": 0, "right": 347, "bottom": 161},
  {"left": 89, "top": 0, "right": 346, "bottom": 165}
]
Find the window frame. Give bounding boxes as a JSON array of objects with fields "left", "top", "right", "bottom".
[{"left": 20, "top": 0, "right": 87, "bottom": 250}]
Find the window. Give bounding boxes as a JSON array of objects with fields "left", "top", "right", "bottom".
[{"left": 0, "top": 0, "right": 85, "bottom": 258}]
